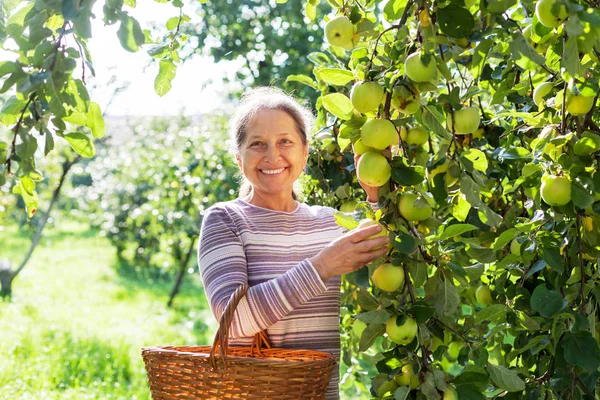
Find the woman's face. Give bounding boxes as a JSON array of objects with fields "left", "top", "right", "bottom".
[{"left": 236, "top": 108, "right": 309, "bottom": 199}]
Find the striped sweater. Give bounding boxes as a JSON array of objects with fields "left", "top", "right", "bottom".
[{"left": 198, "top": 198, "right": 345, "bottom": 400}]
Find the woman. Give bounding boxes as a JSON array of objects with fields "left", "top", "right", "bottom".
[{"left": 198, "top": 87, "right": 389, "bottom": 400}]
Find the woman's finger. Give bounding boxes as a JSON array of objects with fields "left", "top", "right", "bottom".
[{"left": 348, "top": 224, "right": 383, "bottom": 243}]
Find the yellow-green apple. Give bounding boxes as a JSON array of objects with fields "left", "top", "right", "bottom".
[
  {"left": 566, "top": 94, "right": 595, "bottom": 116},
  {"left": 533, "top": 81, "right": 553, "bottom": 107},
  {"left": 401, "top": 127, "right": 429, "bottom": 146},
  {"left": 352, "top": 138, "right": 377, "bottom": 156},
  {"left": 540, "top": 173, "right": 571, "bottom": 206},
  {"left": 398, "top": 192, "right": 433, "bottom": 221},
  {"left": 325, "top": 16, "right": 355, "bottom": 49},
  {"left": 386, "top": 315, "right": 418, "bottom": 345},
  {"left": 361, "top": 118, "right": 398, "bottom": 150},
  {"left": 404, "top": 50, "right": 437, "bottom": 83},
  {"left": 475, "top": 285, "right": 493, "bottom": 306},
  {"left": 371, "top": 263, "right": 405, "bottom": 292},
  {"left": 394, "top": 363, "right": 419, "bottom": 388},
  {"left": 356, "top": 151, "right": 391, "bottom": 187},
  {"left": 535, "top": 0, "right": 568, "bottom": 28},
  {"left": 391, "top": 86, "right": 420, "bottom": 115},
  {"left": 510, "top": 238, "right": 522, "bottom": 256},
  {"left": 356, "top": 218, "right": 391, "bottom": 250},
  {"left": 447, "top": 107, "right": 480, "bottom": 135},
  {"left": 443, "top": 387, "right": 459, "bottom": 400},
  {"left": 350, "top": 81, "right": 384, "bottom": 114},
  {"left": 447, "top": 341, "right": 463, "bottom": 360}
]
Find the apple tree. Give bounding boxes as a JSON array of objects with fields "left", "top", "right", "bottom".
[{"left": 299, "top": 0, "right": 600, "bottom": 398}]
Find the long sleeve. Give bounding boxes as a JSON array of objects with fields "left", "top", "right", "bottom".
[{"left": 198, "top": 206, "right": 329, "bottom": 339}]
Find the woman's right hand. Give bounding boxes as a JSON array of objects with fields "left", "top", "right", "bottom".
[{"left": 309, "top": 224, "right": 390, "bottom": 282}]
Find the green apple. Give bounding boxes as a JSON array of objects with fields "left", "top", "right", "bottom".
[
  {"left": 404, "top": 51, "right": 437, "bottom": 83},
  {"left": 371, "top": 263, "right": 405, "bottom": 292},
  {"left": 386, "top": 315, "right": 418, "bottom": 345},
  {"left": 391, "top": 86, "right": 420, "bottom": 115},
  {"left": 352, "top": 138, "right": 377, "bottom": 156},
  {"left": 566, "top": 94, "right": 595, "bottom": 116},
  {"left": 475, "top": 285, "right": 494, "bottom": 306},
  {"left": 447, "top": 107, "right": 480, "bottom": 135},
  {"left": 352, "top": 319, "right": 367, "bottom": 338},
  {"left": 361, "top": 119, "right": 398, "bottom": 150},
  {"left": 398, "top": 192, "right": 432, "bottom": 221},
  {"left": 339, "top": 199, "right": 358, "bottom": 213},
  {"left": 351, "top": 81, "right": 384, "bottom": 114},
  {"left": 325, "top": 16, "right": 355, "bottom": 49},
  {"left": 356, "top": 218, "right": 391, "bottom": 251},
  {"left": 535, "top": 0, "right": 568, "bottom": 28},
  {"left": 356, "top": 151, "right": 391, "bottom": 187},
  {"left": 443, "top": 387, "right": 459, "bottom": 400},
  {"left": 394, "top": 363, "right": 419, "bottom": 388},
  {"left": 540, "top": 173, "right": 571, "bottom": 206},
  {"left": 401, "top": 127, "right": 429, "bottom": 146},
  {"left": 377, "top": 380, "right": 399, "bottom": 397},
  {"left": 533, "top": 81, "right": 553, "bottom": 107},
  {"left": 447, "top": 341, "right": 463, "bottom": 360}
]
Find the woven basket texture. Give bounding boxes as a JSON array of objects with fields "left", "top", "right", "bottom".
[{"left": 142, "top": 285, "right": 336, "bottom": 399}]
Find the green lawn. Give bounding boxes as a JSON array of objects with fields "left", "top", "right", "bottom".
[{"left": 0, "top": 220, "right": 216, "bottom": 399}]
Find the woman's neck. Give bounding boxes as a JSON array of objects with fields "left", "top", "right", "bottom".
[{"left": 243, "top": 191, "right": 297, "bottom": 212}]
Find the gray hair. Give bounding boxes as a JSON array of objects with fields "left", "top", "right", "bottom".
[{"left": 229, "top": 87, "right": 314, "bottom": 200}]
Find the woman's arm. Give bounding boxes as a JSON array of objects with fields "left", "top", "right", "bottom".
[{"left": 198, "top": 207, "right": 329, "bottom": 339}]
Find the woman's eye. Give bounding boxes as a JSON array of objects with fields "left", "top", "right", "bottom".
[
  {"left": 281, "top": 139, "right": 292, "bottom": 144},
  {"left": 250, "top": 141, "right": 262, "bottom": 147}
]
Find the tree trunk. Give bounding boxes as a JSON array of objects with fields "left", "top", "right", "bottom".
[
  {"left": 167, "top": 236, "right": 197, "bottom": 308},
  {"left": 7, "top": 156, "right": 79, "bottom": 299},
  {"left": 0, "top": 260, "right": 14, "bottom": 299}
]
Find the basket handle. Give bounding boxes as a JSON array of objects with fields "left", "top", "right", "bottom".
[{"left": 209, "top": 284, "right": 272, "bottom": 369}]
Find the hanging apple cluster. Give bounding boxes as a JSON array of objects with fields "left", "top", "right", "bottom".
[{"left": 297, "top": 0, "right": 600, "bottom": 398}]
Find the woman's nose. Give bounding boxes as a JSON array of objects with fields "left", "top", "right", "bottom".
[{"left": 264, "top": 144, "right": 281, "bottom": 162}]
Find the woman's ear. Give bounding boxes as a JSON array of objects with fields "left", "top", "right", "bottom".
[{"left": 235, "top": 153, "right": 242, "bottom": 168}]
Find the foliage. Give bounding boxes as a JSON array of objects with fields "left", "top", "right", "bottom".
[
  {"left": 301, "top": 0, "right": 600, "bottom": 398},
  {"left": 72, "top": 114, "right": 238, "bottom": 278}
]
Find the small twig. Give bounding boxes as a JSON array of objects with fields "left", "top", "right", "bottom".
[
  {"left": 74, "top": 38, "right": 87, "bottom": 84},
  {"left": 4, "top": 94, "right": 36, "bottom": 174},
  {"left": 433, "top": 317, "right": 474, "bottom": 344}
]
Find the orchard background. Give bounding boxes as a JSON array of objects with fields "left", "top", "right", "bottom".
[{"left": 1, "top": 0, "right": 600, "bottom": 399}]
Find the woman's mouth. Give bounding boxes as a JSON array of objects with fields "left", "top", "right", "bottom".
[{"left": 260, "top": 167, "right": 287, "bottom": 175}]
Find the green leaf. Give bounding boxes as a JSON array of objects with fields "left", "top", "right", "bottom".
[
  {"left": 305, "top": 0, "right": 319, "bottom": 21},
  {"left": 394, "top": 386, "right": 409, "bottom": 400},
  {"left": 407, "top": 260, "right": 427, "bottom": 287},
  {"left": 437, "top": 5, "right": 474, "bottom": 38},
  {"left": 530, "top": 284, "right": 566, "bottom": 318},
  {"left": 509, "top": 33, "right": 546, "bottom": 70},
  {"left": 0, "top": 96, "right": 26, "bottom": 126},
  {"left": 63, "top": 132, "right": 95, "bottom": 157},
  {"left": 357, "top": 288, "right": 379, "bottom": 311},
  {"left": 438, "top": 224, "right": 478, "bottom": 240},
  {"left": 6, "top": 3, "right": 34, "bottom": 36},
  {"left": 383, "top": 0, "right": 408, "bottom": 22},
  {"left": 486, "top": 363, "right": 525, "bottom": 392},
  {"left": 286, "top": 74, "right": 317, "bottom": 90},
  {"left": 539, "top": 244, "right": 565, "bottom": 273},
  {"left": 393, "top": 230, "right": 416, "bottom": 254},
  {"left": 561, "top": 35, "right": 580, "bottom": 79},
  {"left": 391, "top": 164, "right": 424, "bottom": 186},
  {"left": 322, "top": 93, "right": 353, "bottom": 120},
  {"left": 560, "top": 331, "right": 600, "bottom": 371},
  {"left": 333, "top": 211, "right": 358, "bottom": 230},
  {"left": 466, "top": 244, "right": 496, "bottom": 263},
  {"left": 359, "top": 323, "right": 385, "bottom": 351},
  {"left": 456, "top": 384, "right": 487, "bottom": 400},
  {"left": 475, "top": 304, "right": 509, "bottom": 324},
  {"left": 571, "top": 177, "right": 595, "bottom": 209},
  {"left": 117, "top": 15, "right": 145, "bottom": 52},
  {"left": 315, "top": 68, "right": 354, "bottom": 86},
  {"left": 154, "top": 60, "right": 177, "bottom": 97},
  {"left": 86, "top": 102, "right": 105, "bottom": 139},
  {"left": 355, "top": 309, "right": 392, "bottom": 324},
  {"left": 433, "top": 270, "right": 460, "bottom": 317},
  {"left": 492, "top": 228, "right": 517, "bottom": 251},
  {"left": 422, "top": 107, "right": 451, "bottom": 139},
  {"left": 460, "top": 149, "right": 488, "bottom": 173}
]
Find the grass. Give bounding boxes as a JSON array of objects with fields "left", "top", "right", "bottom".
[{"left": 0, "top": 219, "right": 216, "bottom": 399}]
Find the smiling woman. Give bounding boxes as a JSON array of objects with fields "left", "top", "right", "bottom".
[{"left": 198, "top": 87, "right": 389, "bottom": 399}]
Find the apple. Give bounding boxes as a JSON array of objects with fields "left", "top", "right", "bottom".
[
  {"left": 391, "top": 86, "right": 420, "bottom": 115},
  {"left": 356, "top": 218, "right": 390, "bottom": 250},
  {"left": 533, "top": 81, "right": 553, "bottom": 107},
  {"left": 443, "top": 387, "right": 459, "bottom": 400},
  {"left": 535, "top": 0, "right": 568, "bottom": 28},
  {"left": 476, "top": 285, "right": 493, "bottom": 306},
  {"left": 352, "top": 138, "right": 376, "bottom": 156},
  {"left": 398, "top": 192, "right": 432, "bottom": 221},
  {"left": 404, "top": 50, "right": 437, "bottom": 83},
  {"left": 583, "top": 216, "right": 593, "bottom": 232},
  {"left": 510, "top": 238, "right": 522, "bottom": 256},
  {"left": 401, "top": 127, "right": 429, "bottom": 146},
  {"left": 472, "top": 127, "right": 484, "bottom": 139},
  {"left": 394, "top": 363, "right": 419, "bottom": 388},
  {"left": 350, "top": 81, "right": 384, "bottom": 114},
  {"left": 566, "top": 94, "right": 595, "bottom": 116},
  {"left": 325, "top": 16, "right": 355, "bottom": 49},
  {"left": 447, "top": 107, "right": 480, "bottom": 135},
  {"left": 540, "top": 173, "right": 571, "bottom": 206},
  {"left": 352, "top": 319, "right": 367, "bottom": 338},
  {"left": 371, "top": 263, "right": 405, "bottom": 292},
  {"left": 377, "top": 380, "right": 399, "bottom": 397},
  {"left": 356, "top": 151, "right": 391, "bottom": 187},
  {"left": 339, "top": 199, "right": 358, "bottom": 213},
  {"left": 386, "top": 315, "right": 418, "bottom": 345},
  {"left": 361, "top": 118, "right": 398, "bottom": 150}
]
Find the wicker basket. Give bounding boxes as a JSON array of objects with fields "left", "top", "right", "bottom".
[{"left": 141, "top": 284, "right": 336, "bottom": 399}]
